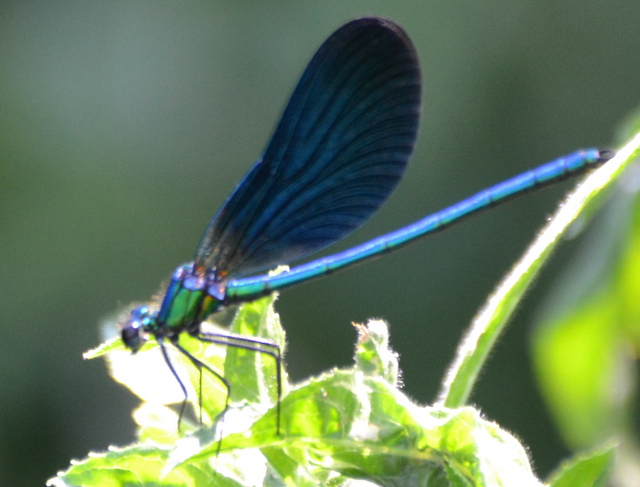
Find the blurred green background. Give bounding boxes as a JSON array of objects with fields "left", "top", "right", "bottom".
[{"left": 0, "top": 1, "right": 638, "bottom": 485}]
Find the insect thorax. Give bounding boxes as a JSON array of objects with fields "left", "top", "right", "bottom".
[{"left": 155, "top": 262, "right": 225, "bottom": 332}]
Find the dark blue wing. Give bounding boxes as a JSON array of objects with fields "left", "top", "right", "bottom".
[{"left": 195, "top": 17, "right": 421, "bottom": 280}]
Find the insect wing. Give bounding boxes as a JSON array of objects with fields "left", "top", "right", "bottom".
[{"left": 195, "top": 18, "right": 421, "bottom": 279}]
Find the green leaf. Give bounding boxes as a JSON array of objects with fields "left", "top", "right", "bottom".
[
  {"left": 193, "top": 369, "right": 542, "bottom": 486},
  {"left": 547, "top": 444, "right": 615, "bottom": 487},
  {"left": 47, "top": 444, "right": 229, "bottom": 487},
  {"left": 439, "top": 133, "right": 640, "bottom": 409},
  {"left": 530, "top": 131, "right": 640, "bottom": 486},
  {"left": 532, "top": 132, "right": 640, "bottom": 447},
  {"left": 83, "top": 336, "right": 122, "bottom": 359},
  {"left": 534, "top": 289, "right": 625, "bottom": 446},
  {"left": 52, "top": 300, "right": 543, "bottom": 486},
  {"left": 223, "top": 294, "right": 287, "bottom": 411}
]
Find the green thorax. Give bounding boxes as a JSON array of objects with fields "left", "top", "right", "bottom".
[{"left": 156, "top": 262, "right": 225, "bottom": 332}]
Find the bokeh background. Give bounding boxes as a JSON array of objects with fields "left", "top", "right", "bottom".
[{"left": 1, "top": 2, "right": 638, "bottom": 485}]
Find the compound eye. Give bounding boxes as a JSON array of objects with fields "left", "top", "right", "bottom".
[{"left": 121, "top": 323, "right": 145, "bottom": 352}]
